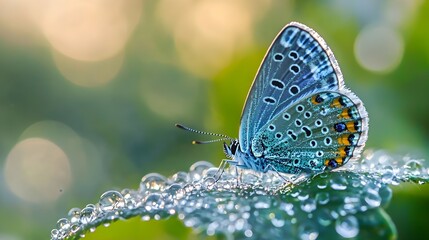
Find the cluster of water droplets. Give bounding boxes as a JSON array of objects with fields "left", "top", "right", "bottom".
[{"left": 51, "top": 150, "right": 428, "bottom": 239}]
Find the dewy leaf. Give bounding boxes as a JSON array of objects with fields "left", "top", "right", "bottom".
[{"left": 51, "top": 150, "right": 428, "bottom": 239}]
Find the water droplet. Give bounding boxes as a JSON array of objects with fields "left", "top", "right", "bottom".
[
  {"left": 403, "top": 159, "right": 424, "bottom": 176},
  {"left": 189, "top": 161, "right": 214, "bottom": 181},
  {"left": 317, "top": 208, "right": 334, "bottom": 226},
  {"left": 316, "top": 192, "right": 329, "bottom": 205},
  {"left": 51, "top": 229, "right": 59, "bottom": 239},
  {"left": 144, "top": 193, "right": 164, "bottom": 212},
  {"left": 67, "top": 208, "right": 81, "bottom": 223},
  {"left": 381, "top": 168, "right": 394, "bottom": 184},
  {"left": 280, "top": 202, "right": 294, "bottom": 216},
  {"left": 99, "top": 190, "right": 125, "bottom": 212},
  {"left": 297, "top": 193, "right": 309, "bottom": 201},
  {"left": 80, "top": 205, "right": 96, "bottom": 225},
  {"left": 122, "top": 188, "right": 142, "bottom": 209},
  {"left": 330, "top": 176, "right": 348, "bottom": 190},
  {"left": 335, "top": 215, "right": 359, "bottom": 238},
  {"left": 300, "top": 198, "right": 316, "bottom": 213},
  {"left": 363, "top": 188, "right": 381, "bottom": 208},
  {"left": 316, "top": 178, "right": 328, "bottom": 189},
  {"left": 244, "top": 229, "right": 253, "bottom": 238},
  {"left": 139, "top": 173, "right": 167, "bottom": 194},
  {"left": 203, "top": 167, "right": 219, "bottom": 179},
  {"left": 378, "top": 185, "right": 392, "bottom": 207},
  {"left": 254, "top": 196, "right": 271, "bottom": 209},
  {"left": 271, "top": 217, "right": 285, "bottom": 228},
  {"left": 70, "top": 223, "right": 80, "bottom": 233},
  {"left": 202, "top": 177, "right": 216, "bottom": 190},
  {"left": 169, "top": 171, "right": 189, "bottom": 185},
  {"left": 299, "top": 223, "right": 318, "bottom": 240},
  {"left": 57, "top": 218, "right": 71, "bottom": 230}
]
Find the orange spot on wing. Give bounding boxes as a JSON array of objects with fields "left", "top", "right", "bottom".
[
  {"left": 339, "top": 108, "right": 350, "bottom": 119},
  {"left": 337, "top": 147, "right": 348, "bottom": 157},
  {"left": 338, "top": 135, "right": 350, "bottom": 145},
  {"left": 324, "top": 159, "right": 330, "bottom": 166},
  {"left": 311, "top": 95, "right": 321, "bottom": 104},
  {"left": 334, "top": 157, "right": 344, "bottom": 165},
  {"left": 346, "top": 121, "right": 357, "bottom": 132}
]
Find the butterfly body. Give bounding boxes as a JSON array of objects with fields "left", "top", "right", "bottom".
[{"left": 225, "top": 22, "right": 368, "bottom": 175}]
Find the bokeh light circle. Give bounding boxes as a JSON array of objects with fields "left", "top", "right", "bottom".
[
  {"left": 53, "top": 51, "right": 124, "bottom": 87},
  {"left": 354, "top": 24, "right": 404, "bottom": 73},
  {"left": 41, "top": 0, "right": 142, "bottom": 61},
  {"left": 4, "top": 138, "right": 72, "bottom": 203}
]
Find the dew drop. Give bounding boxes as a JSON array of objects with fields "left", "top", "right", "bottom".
[
  {"left": 403, "top": 159, "right": 424, "bottom": 176},
  {"left": 363, "top": 188, "right": 381, "bottom": 208},
  {"left": 70, "top": 223, "right": 80, "bottom": 233},
  {"left": 190, "top": 161, "right": 214, "bottom": 181},
  {"left": 98, "top": 192, "right": 124, "bottom": 216},
  {"left": 335, "top": 216, "right": 359, "bottom": 238},
  {"left": 57, "top": 218, "right": 71, "bottom": 231},
  {"left": 299, "top": 223, "right": 319, "bottom": 240},
  {"left": 300, "top": 198, "right": 316, "bottom": 213},
  {"left": 80, "top": 205, "right": 96, "bottom": 225},
  {"left": 144, "top": 193, "right": 165, "bottom": 212},
  {"left": 139, "top": 173, "right": 167, "bottom": 194},
  {"left": 169, "top": 171, "right": 190, "bottom": 185},
  {"left": 317, "top": 208, "right": 334, "bottom": 226},
  {"left": 381, "top": 166, "right": 395, "bottom": 184},
  {"left": 330, "top": 176, "right": 348, "bottom": 190},
  {"left": 67, "top": 208, "right": 81, "bottom": 223},
  {"left": 378, "top": 185, "right": 392, "bottom": 207},
  {"left": 271, "top": 217, "right": 286, "bottom": 228},
  {"left": 122, "top": 188, "right": 142, "bottom": 209},
  {"left": 244, "top": 229, "right": 253, "bottom": 238},
  {"left": 316, "top": 192, "right": 330, "bottom": 205},
  {"left": 317, "top": 179, "right": 328, "bottom": 189},
  {"left": 51, "top": 229, "right": 59, "bottom": 239}
]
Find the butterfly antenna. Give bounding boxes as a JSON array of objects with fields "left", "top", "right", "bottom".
[{"left": 175, "top": 123, "right": 233, "bottom": 144}]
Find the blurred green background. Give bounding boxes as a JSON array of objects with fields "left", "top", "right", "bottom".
[{"left": 0, "top": 0, "right": 429, "bottom": 239}]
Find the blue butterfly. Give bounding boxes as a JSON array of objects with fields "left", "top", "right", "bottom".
[{"left": 178, "top": 22, "right": 368, "bottom": 175}]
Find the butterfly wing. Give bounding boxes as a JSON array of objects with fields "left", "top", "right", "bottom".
[
  {"left": 251, "top": 90, "right": 368, "bottom": 173},
  {"left": 239, "top": 22, "right": 345, "bottom": 153}
]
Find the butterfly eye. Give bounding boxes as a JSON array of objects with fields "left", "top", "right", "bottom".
[{"left": 230, "top": 141, "right": 239, "bottom": 155}]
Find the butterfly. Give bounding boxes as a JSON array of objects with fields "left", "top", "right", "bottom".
[{"left": 178, "top": 22, "right": 368, "bottom": 175}]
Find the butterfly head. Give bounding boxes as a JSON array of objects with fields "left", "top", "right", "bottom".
[{"left": 223, "top": 140, "right": 239, "bottom": 159}]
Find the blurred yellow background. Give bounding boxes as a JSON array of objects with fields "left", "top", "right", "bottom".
[{"left": 0, "top": 0, "right": 428, "bottom": 239}]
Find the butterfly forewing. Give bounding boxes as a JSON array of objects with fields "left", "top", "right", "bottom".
[{"left": 239, "top": 22, "right": 345, "bottom": 153}]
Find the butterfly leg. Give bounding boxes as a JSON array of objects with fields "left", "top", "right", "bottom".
[
  {"left": 262, "top": 163, "right": 294, "bottom": 185},
  {"left": 214, "top": 159, "right": 238, "bottom": 182}
]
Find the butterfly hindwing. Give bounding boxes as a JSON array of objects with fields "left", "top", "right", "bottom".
[
  {"left": 251, "top": 91, "right": 368, "bottom": 173},
  {"left": 239, "top": 22, "right": 345, "bottom": 153}
]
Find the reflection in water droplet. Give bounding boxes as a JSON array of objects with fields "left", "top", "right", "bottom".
[
  {"left": 144, "top": 193, "right": 165, "bottom": 212},
  {"left": 169, "top": 171, "right": 190, "bottom": 185},
  {"left": 80, "top": 205, "right": 96, "bottom": 225},
  {"left": 99, "top": 190, "right": 125, "bottom": 212},
  {"left": 330, "top": 176, "right": 348, "bottom": 190},
  {"left": 317, "top": 178, "right": 328, "bottom": 189},
  {"left": 189, "top": 161, "right": 214, "bottom": 181},
  {"left": 140, "top": 173, "right": 167, "bottom": 193},
  {"left": 335, "top": 215, "right": 359, "bottom": 238}
]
